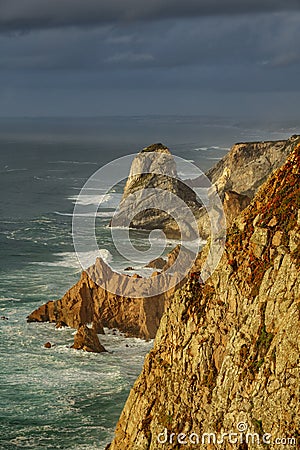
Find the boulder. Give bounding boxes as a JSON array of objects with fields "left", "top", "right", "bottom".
[{"left": 71, "top": 325, "right": 107, "bottom": 353}]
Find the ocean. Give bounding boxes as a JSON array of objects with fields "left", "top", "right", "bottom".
[{"left": 0, "top": 116, "right": 296, "bottom": 449}]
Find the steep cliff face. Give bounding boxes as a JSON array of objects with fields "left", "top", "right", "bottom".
[
  {"left": 109, "top": 142, "right": 300, "bottom": 449},
  {"left": 206, "top": 135, "right": 298, "bottom": 198},
  {"left": 193, "top": 136, "right": 298, "bottom": 238},
  {"left": 223, "top": 190, "right": 251, "bottom": 227}
]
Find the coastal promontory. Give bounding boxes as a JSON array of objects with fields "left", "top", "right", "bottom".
[{"left": 108, "top": 140, "right": 300, "bottom": 449}]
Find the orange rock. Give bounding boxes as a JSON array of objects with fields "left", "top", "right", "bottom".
[
  {"left": 272, "top": 231, "right": 283, "bottom": 246},
  {"left": 27, "top": 259, "right": 171, "bottom": 340},
  {"left": 71, "top": 325, "right": 107, "bottom": 353},
  {"left": 223, "top": 190, "right": 251, "bottom": 226},
  {"left": 151, "top": 271, "right": 161, "bottom": 277},
  {"left": 268, "top": 216, "right": 278, "bottom": 227}
]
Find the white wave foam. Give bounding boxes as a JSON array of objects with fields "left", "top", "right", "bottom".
[
  {"left": 177, "top": 170, "right": 200, "bottom": 180},
  {"left": 55, "top": 211, "right": 114, "bottom": 218},
  {"left": 193, "top": 147, "right": 208, "bottom": 151},
  {"left": 210, "top": 146, "right": 229, "bottom": 151},
  {"left": 31, "top": 249, "right": 112, "bottom": 270},
  {"left": 0, "top": 297, "right": 21, "bottom": 302},
  {"left": 68, "top": 194, "right": 111, "bottom": 206},
  {"left": 71, "top": 186, "right": 111, "bottom": 191},
  {"left": 193, "top": 146, "right": 229, "bottom": 152},
  {"left": 1, "top": 167, "right": 28, "bottom": 173},
  {"left": 49, "top": 160, "right": 98, "bottom": 165},
  {"left": 68, "top": 193, "right": 122, "bottom": 208}
]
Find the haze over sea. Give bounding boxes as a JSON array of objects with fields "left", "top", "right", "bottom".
[{"left": 0, "top": 116, "right": 296, "bottom": 449}]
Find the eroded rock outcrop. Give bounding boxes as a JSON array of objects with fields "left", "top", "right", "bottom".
[
  {"left": 109, "top": 141, "right": 300, "bottom": 449},
  {"left": 110, "top": 143, "right": 202, "bottom": 239},
  {"left": 27, "top": 259, "right": 168, "bottom": 340},
  {"left": 71, "top": 324, "right": 107, "bottom": 353},
  {"left": 146, "top": 257, "right": 166, "bottom": 270}
]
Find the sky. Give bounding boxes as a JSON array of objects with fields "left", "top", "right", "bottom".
[{"left": 0, "top": 0, "right": 300, "bottom": 118}]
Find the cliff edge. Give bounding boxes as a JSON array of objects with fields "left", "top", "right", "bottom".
[
  {"left": 206, "top": 135, "right": 298, "bottom": 198},
  {"left": 195, "top": 135, "right": 298, "bottom": 236}
]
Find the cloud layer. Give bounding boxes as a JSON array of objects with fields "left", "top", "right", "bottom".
[
  {"left": 0, "top": 1, "right": 299, "bottom": 117},
  {"left": 0, "top": 0, "right": 299, "bottom": 31}
]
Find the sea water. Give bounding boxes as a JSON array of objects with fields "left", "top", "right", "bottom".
[{"left": 0, "top": 116, "right": 295, "bottom": 450}]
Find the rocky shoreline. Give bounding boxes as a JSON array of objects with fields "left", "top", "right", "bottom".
[{"left": 28, "top": 136, "right": 299, "bottom": 351}]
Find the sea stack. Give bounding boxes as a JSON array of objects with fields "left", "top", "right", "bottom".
[
  {"left": 110, "top": 143, "right": 202, "bottom": 239},
  {"left": 71, "top": 324, "right": 107, "bottom": 353}
]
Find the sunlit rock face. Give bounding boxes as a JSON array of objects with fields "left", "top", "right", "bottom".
[
  {"left": 111, "top": 143, "right": 202, "bottom": 239},
  {"left": 109, "top": 140, "right": 300, "bottom": 450}
]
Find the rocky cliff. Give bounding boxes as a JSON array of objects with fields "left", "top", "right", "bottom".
[
  {"left": 110, "top": 143, "right": 202, "bottom": 239},
  {"left": 108, "top": 141, "right": 300, "bottom": 449},
  {"left": 195, "top": 135, "right": 299, "bottom": 236},
  {"left": 27, "top": 142, "right": 204, "bottom": 340},
  {"left": 206, "top": 135, "right": 298, "bottom": 198},
  {"left": 27, "top": 257, "right": 169, "bottom": 340},
  {"left": 28, "top": 137, "right": 299, "bottom": 350}
]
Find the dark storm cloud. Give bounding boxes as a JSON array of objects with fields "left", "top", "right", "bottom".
[
  {"left": 1, "top": 13, "right": 299, "bottom": 72},
  {"left": 0, "top": 0, "right": 299, "bottom": 31},
  {"left": 0, "top": 1, "right": 299, "bottom": 118}
]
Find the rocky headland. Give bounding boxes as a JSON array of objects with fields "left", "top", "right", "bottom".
[
  {"left": 206, "top": 136, "right": 298, "bottom": 198},
  {"left": 107, "top": 140, "right": 300, "bottom": 449},
  {"left": 28, "top": 136, "right": 299, "bottom": 365},
  {"left": 27, "top": 258, "right": 169, "bottom": 340},
  {"left": 195, "top": 135, "right": 298, "bottom": 236}
]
